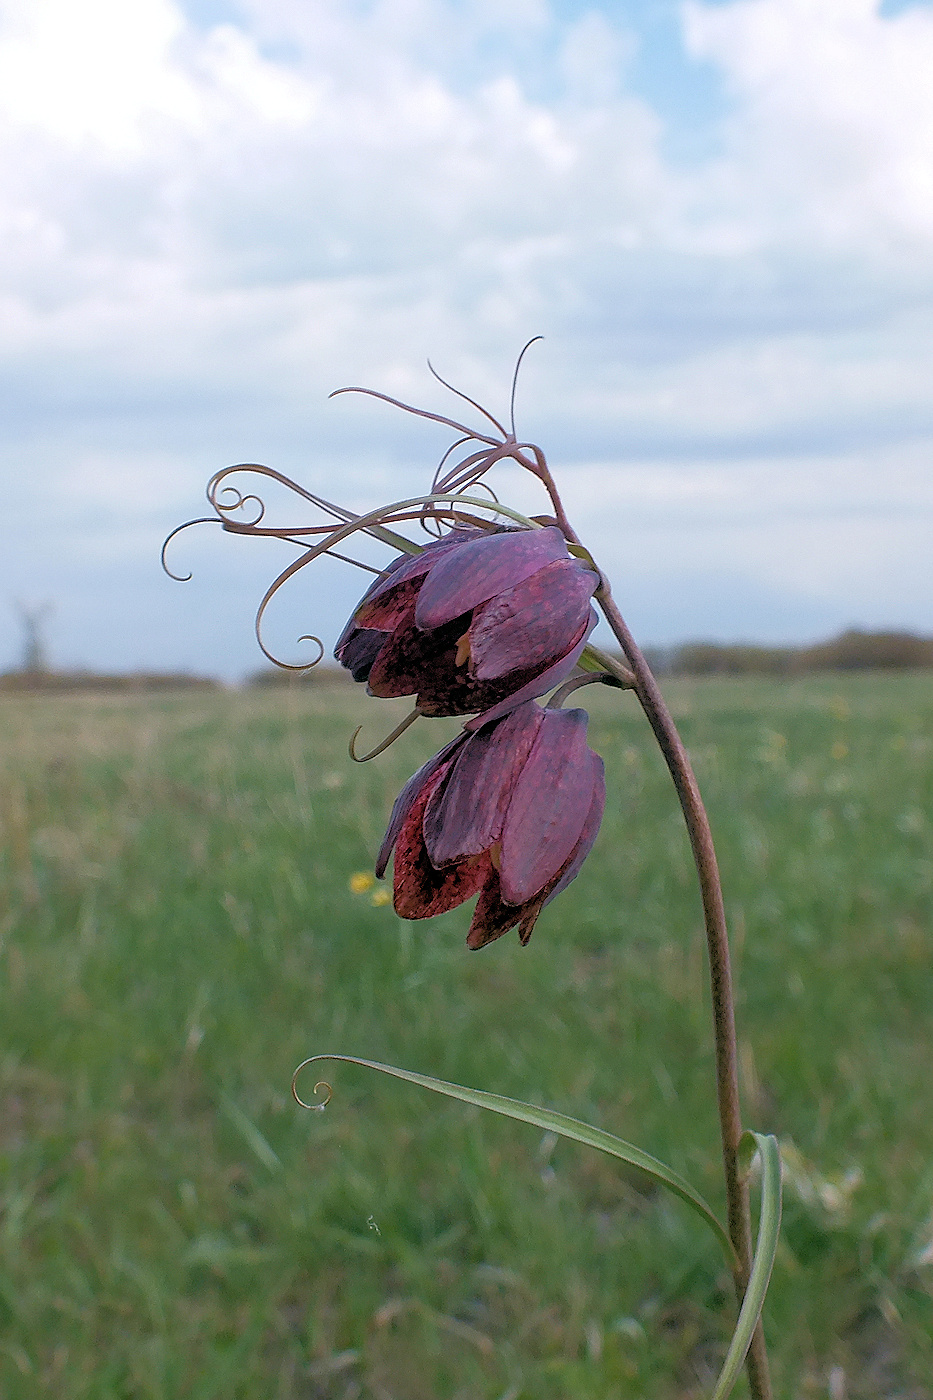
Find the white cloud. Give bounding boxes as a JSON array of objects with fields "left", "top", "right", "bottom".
[
  {"left": 684, "top": 0, "right": 933, "bottom": 249},
  {"left": 0, "top": 0, "right": 932, "bottom": 673}
]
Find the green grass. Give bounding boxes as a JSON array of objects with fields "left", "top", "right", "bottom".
[{"left": 1, "top": 674, "right": 931, "bottom": 1399}]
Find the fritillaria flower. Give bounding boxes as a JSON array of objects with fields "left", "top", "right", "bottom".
[
  {"left": 335, "top": 526, "right": 598, "bottom": 720},
  {"left": 375, "top": 700, "right": 605, "bottom": 948}
]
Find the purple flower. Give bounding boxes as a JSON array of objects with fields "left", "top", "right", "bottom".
[
  {"left": 335, "top": 527, "right": 598, "bottom": 720},
  {"left": 375, "top": 701, "right": 605, "bottom": 948}
]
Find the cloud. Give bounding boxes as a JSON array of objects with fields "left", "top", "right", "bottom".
[
  {"left": 683, "top": 0, "right": 933, "bottom": 250},
  {"left": 0, "top": 0, "right": 931, "bottom": 675}
]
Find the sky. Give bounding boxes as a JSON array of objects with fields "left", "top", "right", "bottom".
[{"left": 1, "top": 0, "right": 932, "bottom": 678}]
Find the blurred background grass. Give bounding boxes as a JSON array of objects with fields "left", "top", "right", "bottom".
[{"left": 1, "top": 675, "right": 931, "bottom": 1399}]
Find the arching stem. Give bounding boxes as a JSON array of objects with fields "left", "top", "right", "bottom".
[
  {"left": 545, "top": 671, "right": 632, "bottom": 709},
  {"left": 595, "top": 581, "right": 773, "bottom": 1400}
]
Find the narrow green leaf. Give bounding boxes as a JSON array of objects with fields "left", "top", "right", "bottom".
[
  {"left": 365, "top": 489, "right": 541, "bottom": 554},
  {"left": 365, "top": 523, "right": 424, "bottom": 554},
  {"left": 709, "top": 1132, "right": 782, "bottom": 1400},
  {"left": 577, "top": 646, "right": 610, "bottom": 674},
  {"left": 294, "top": 1054, "right": 737, "bottom": 1265}
]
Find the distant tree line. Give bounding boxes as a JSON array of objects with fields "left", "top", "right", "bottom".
[
  {"left": 0, "top": 671, "right": 220, "bottom": 693},
  {"left": 646, "top": 629, "right": 933, "bottom": 677},
  {"left": 3, "top": 629, "right": 931, "bottom": 693}
]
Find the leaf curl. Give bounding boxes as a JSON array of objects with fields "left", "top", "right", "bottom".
[
  {"left": 292, "top": 1054, "right": 737, "bottom": 1265},
  {"left": 293, "top": 1058, "right": 781, "bottom": 1399}
]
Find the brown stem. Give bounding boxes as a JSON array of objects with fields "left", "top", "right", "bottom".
[
  {"left": 509, "top": 443, "right": 579, "bottom": 542},
  {"left": 595, "top": 583, "right": 772, "bottom": 1400}
]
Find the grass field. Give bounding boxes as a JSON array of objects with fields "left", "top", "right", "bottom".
[{"left": 1, "top": 674, "right": 932, "bottom": 1399}]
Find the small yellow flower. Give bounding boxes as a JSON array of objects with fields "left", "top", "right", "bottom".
[
  {"left": 831, "top": 742, "right": 848, "bottom": 761},
  {"left": 349, "top": 871, "right": 375, "bottom": 894},
  {"left": 370, "top": 888, "right": 392, "bottom": 907}
]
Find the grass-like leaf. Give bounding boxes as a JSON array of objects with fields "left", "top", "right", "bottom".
[
  {"left": 294, "top": 1053, "right": 738, "bottom": 1265},
  {"left": 297, "top": 1058, "right": 781, "bottom": 1399},
  {"left": 710, "top": 1131, "right": 782, "bottom": 1400}
]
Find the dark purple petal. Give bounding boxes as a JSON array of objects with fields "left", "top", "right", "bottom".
[
  {"left": 334, "top": 627, "right": 387, "bottom": 682},
  {"left": 355, "top": 575, "right": 426, "bottom": 631},
  {"left": 498, "top": 707, "right": 598, "bottom": 906},
  {"left": 392, "top": 763, "right": 492, "bottom": 919},
  {"left": 368, "top": 629, "right": 586, "bottom": 718},
  {"left": 366, "top": 605, "right": 464, "bottom": 699},
  {"left": 466, "top": 869, "right": 523, "bottom": 949},
  {"left": 468, "top": 558, "right": 597, "bottom": 680},
  {"left": 375, "top": 735, "right": 466, "bottom": 877},
  {"left": 414, "top": 527, "right": 569, "bottom": 630},
  {"left": 464, "top": 606, "right": 597, "bottom": 731},
  {"left": 539, "top": 753, "right": 605, "bottom": 912},
  {"left": 513, "top": 760, "right": 605, "bottom": 945},
  {"left": 422, "top": 703, "right": 544, "bottom": 867},
  {"left": 335, "top": 549, "right": 420, "bottom": 654},
  {"left": 366, "top": 603, "right": 596, "bottom": 718},
  {"left": 466, "top": 750, "right": 605, "bottom": 950},
  {"left": 364, "top": 610, "right": 467, "bottom": 705},
  {"left": 352, "top": 535, "right": 468, "bottom": 630}
]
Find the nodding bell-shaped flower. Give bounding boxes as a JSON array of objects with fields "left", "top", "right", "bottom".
[
  {"left": 335, "top": 526, "right": 598, "bottom": 720},
  {"left": 375, "top": 701, "right": 605, "bottom": 948}
]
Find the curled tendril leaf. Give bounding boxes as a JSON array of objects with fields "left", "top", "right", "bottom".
[
  {"left": 510, "top": 337, "right": 543, "bottom": 438},
  {"left": 349, "top": 709, "right": 420, "bottom": 762},
  {"left": 330, "top": 343, "right": 570, "bottom": 518},
  {"left": 292, "top": 1057, "right": 782, "bottom": 1400},
  {"left": 426, "top": 357, "right": 509, "bottom": 438},
  {"left": 215, "top": 486, "right": 266, "bottom": 527},
  {"left": 291, "top": 1064, "right": 332, "bottom": 1111},
  {"left": 160, "top": 518, "right": 221, "bottom": 581},
  {"left": 164, "top": 469, "right": 545, "bottom": 671},
  {"left": 166, "top": 350, "right": 578, "bottom": 667},
  {"left": 243, "top": 491, "right": 538, "bottom": 671},
  {"left": 291, "top": 1054, "right": 737, "bottom": 1264},
  {"left": 294, "top": 636, "right": 325, "bottom": 668}
]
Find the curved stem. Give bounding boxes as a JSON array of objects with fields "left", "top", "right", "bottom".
[
  {"left": 546, "top": 671, "right": 631, "bottom": 709},
  {"left": 595, "top": 582, "right": 772, "bottom": 1400},
  {"left": 510, "top": 443, "right": 578, "bottom": 541}
]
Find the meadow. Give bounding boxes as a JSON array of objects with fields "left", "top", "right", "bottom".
[{"left": 1, "top": 674, "right": 931, "bottom": 1399}]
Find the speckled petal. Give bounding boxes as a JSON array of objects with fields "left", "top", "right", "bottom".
[
  {"left": 375, "top": 735, "right": 466, "bottom": 878},
  {"left": 498, "top": 707, "right": 597, "bottom": 906},
  {"left": 392, "top": 763, "right": 492, "bottom": 919},
  {"left": 466, "top": 752, "right": 605, "bottom": 950},
  {"left": 468, "top": 558, "right": 597, "bottom": 679},
  {"left": 334, "top": 627, "right": 387, "bottom": 682},
  {"left": 538, "top": 755, "right": 605, "bottom": 913},
  {"left": 422, "top": 703, "right": 544, "bottom": 867},
  {"left": 465, "top": 869, "right": 523, "bottom": 949},
  {"left": 355, "top": 574, "right": 428, "bottom": 632},
  {"left": 414, "top": 527, "right": 569, "bottom": 630},
  {"left": 464, "top": 607, "right": 596, "bottom": 731},
  {"left": 366, "top": 605, "right": 462, "bottom": 699},
  {"left": 353, "top": 535, "right": 467, "bottom": 630}
]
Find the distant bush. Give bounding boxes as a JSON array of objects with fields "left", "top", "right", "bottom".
[
  {"left": 666, "top": 630, "right": 933, "bottom": 676},
  {"left": 0, "top": 671, "right": 220, "bottom": 694},
  {"left": 672, "top": 643, "right": 795, "bottom": 676},
  {"left": 792, "top": 629, "right": 933, "bottom": 672},
  {"left": 4, "top": 630, "right": 928, "bottom": 693}
]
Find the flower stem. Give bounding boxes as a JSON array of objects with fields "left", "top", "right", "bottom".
[{"left": 595, "top": 583, "right": 772, "bottom": 1400}]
